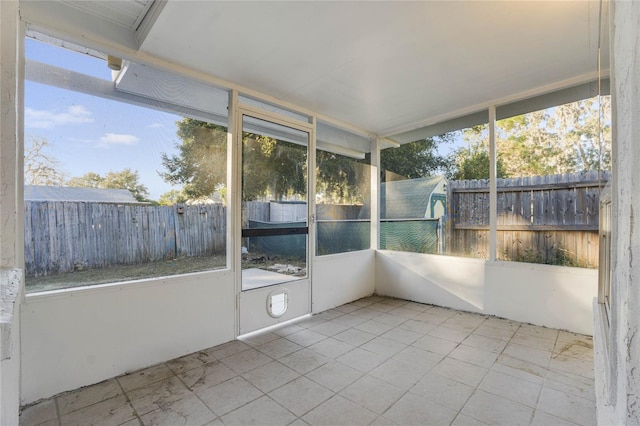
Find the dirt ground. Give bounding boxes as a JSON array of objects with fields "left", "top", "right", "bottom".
[
  {"left": 26, "top": 252, "right": 307, "bottom": 293},
  {"left": 25, "top": 255, "right": 227, "bottom": 293}
]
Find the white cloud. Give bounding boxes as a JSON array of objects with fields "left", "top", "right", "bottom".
[
  {"left": 147, "top": 123, "right": 164, "bottom": 129},
  {"left": 25, "top": 105, "right": 94, "bottom": 129},
  {"left": 98, "top": 133, "right": 140, "bottom": 147}
]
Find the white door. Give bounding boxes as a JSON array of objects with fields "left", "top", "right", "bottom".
[{"left": 237, "top": 110, "right": 313, "bottom": 334}]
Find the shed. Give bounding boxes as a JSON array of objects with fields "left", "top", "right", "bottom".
[{"left": 24, "top": 185, "right": 141, "bottom": 204}]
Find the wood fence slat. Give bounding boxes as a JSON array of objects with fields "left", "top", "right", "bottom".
[{"left": 449, "top": 172, "right": 607, "bottom": 266}]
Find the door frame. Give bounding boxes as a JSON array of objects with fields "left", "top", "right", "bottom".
[{"left": 232, "top": 100, "right": 316, "bottom": 335}]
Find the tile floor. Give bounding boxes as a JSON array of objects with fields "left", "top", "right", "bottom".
[{"left": 20, "top": 295, "right": 596, "bottom": 426}]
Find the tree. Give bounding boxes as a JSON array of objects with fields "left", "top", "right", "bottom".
[
  {"left": 316, "top": 150, "right": 369, "bottom": 204},
  {"left": 380, "top": 136, "right": 451, "bottom": 182},
  {"left": 160, "top": 119, "right": 227, "bottom": 200},
  {"left": 161, "top": 118, "right": 308, "bottom": 202},
  {"left": 157, "top": 189, "right": 189, "bottom": 206},
  {"left": 447, "top": 96, "right": 611, "bottom": 180},
  {"left": 24, "top": 136, "right": 66, "bottom": 186},
  {"left": 449, "top": 147, "right": 508, "bottom": 180},
  {"left": 67, "top": 168, "right": 150, "bottom": 202},
  {"left": 66, "top": 172, "right": 103, "bottom": 188}
]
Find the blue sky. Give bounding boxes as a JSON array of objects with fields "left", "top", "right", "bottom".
[{"left": 25, "top": 38, "right": 182, "bottom": 200}]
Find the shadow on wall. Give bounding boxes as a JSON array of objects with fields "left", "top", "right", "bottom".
[
  {"left": 376, "top": 250, "right": 485, "bottom": 312},
  {"left": 376, "top": 250, "right": 597, "bottom": 334}
]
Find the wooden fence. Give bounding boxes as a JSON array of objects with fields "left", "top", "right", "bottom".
[
  {"left": 446, "top": 170, "right": 610, "bottom": 267},
  {"left": 25, "top": 201, "right": 362, "bottom": 277},
  {"left": 25, "top": 202, "right": 226, "bottom": 277}
]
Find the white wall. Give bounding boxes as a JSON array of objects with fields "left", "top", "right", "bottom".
[
  {"left": 593, "top": 1, "right": 640, "bottom": 423},
  {"left": 485, "top": 261, "right": 596, "bottom": 334},
  {"left": 376, "top": 250, "right": 597, "bottom": 335},
  {"left": 376, "top": 251, "right": 485, "bottom": 313},
  {"left": 312, "top": 250, "right": 375, "bottom": 313},
  {"left": 1, "top": 270, "right": 22, "bottom": 426},
  {"left": 0, "top": 1, "right": 22, "bottom": 424},
  {"left": 21, "top": 271, "right": 235, "bottom": 404}
]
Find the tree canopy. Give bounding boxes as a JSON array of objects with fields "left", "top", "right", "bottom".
[
  {"left": 160, "top": 119, "right": 228, "bottom": 200},
  {"left": 380, "top": 136, "right": 451, "bottom": 182},
  {"left": 67, "top": 168, "right": 150, "bottom": 202},
  {"left": 316, "top": 150, "right": 370, "bottom": 204},
  {"left": 161, "top": 118, "right": 310, "bottom": 202},
  {"left": 448, "top": 97, "right": 611, "bottom": 180},
  {"left": 160, "top": 97, "right": 610, "bottom": 202}
]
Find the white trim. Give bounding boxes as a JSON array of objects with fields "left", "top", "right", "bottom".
[
  {"left": 381, "top": 70, "right": 608, "bottom": 138},
  {"left": 235, "top": 105, "right": 315, "bottom": 334},
  {"left": 488, "top": 105, "right": 497, "bottom": 261},
  {"left": 308, "top": 116, "right": 317, "bottom": 316},
  {"left": 25, "top": 59, "right": 228, "bottom": 126},
  {"left": 370, "top": 137, "right": 381, "bottom": 251}
]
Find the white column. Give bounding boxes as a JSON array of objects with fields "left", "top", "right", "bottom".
[
  {"left": 599, "top": 0, "right": 640, "bottom": 424},
  {"left": 370, "top": 137, "right": 381, "bottom": 250},
  {"left": 227, "top": 89, "right": 240, "bottom": 335},
  {"left": 0, "top": 1, "right": 23, "bottom": 424},
  {"left": 488, "top": 106, "right": 497, "bottom": 261}
]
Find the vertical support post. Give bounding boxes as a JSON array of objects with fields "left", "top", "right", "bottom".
[
  {"left": 227, "top": 89, "right": 240, "bottom": 335},
  {"left": 489, "top": 105, "right": 497, "bottom": 261},
  {"left": 0, "top": 2, "right": 23, "bottom": 424},
  {"left": 370, "top": 137, "right": 380, "bottom": 250},
  {"left": 307, "top": 117, "right": 316, "bottom": 312}
]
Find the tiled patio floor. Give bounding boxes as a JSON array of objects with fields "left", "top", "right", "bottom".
[{"left": 20, "top": 295, "right": 596, "bottom": 426}]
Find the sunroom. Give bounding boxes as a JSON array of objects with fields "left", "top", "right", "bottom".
[{"left": 1, "top": 1, "right": 639, "bottom": 425}]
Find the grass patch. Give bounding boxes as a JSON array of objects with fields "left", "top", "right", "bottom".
[
  {"left": 26, "top": 255, "right": 227, "bottom": 294},
  {"left": 26, "top": 251, "right": 308, "bottom": 294}
]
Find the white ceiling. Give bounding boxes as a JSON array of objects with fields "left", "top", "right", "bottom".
[
  {"left": 139, "top": 1, "right": 606, "bottom": 137},
  {"left": 22, "top": 0, "right": 608, "bottom": 140}
]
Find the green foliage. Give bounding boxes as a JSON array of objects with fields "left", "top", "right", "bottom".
[
  {"left": 449, "top": 147, "right": 508, "bottom": 180},
  {"left": 160, "top": 119, "right": 227, "bottom": 199},
  {"left": 381, "top": 136, "right": 451, "bottom": 182},
  {"left": 161, "top": 119, "right": 309, "bottom": 202},
  {"left": 510, "top": 247, "right": 594, "bottom": 269},
  {"left": 316, "top": 151, "right": 369, "bottom": 204},
  {"left": 448, "top": 97, "right": 611, "bottom": 179},
  {"left": 67, "top": 168, "right": 150, "bottom": 202},
  {"left": 157, "top": 189, "right": 189, "bottom": 206},
  {"left": 242, "top": 133, "right": 307, "bottom": 201}
]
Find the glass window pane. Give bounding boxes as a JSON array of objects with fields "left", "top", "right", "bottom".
[
  {"left": 380, "top": 129, "right": 488, "bottom": 258},
  {"left": 241, "top": 116, "right": 308, "bottom": 291},
  {"left": 495, "top": 96, "right": 611, "bottom": 267},
  {"left": 316, "top": 149, "right": 371, "bottom": 255},
  {"left": 24, "top": 36, "right": 228, "bottom": 293}
]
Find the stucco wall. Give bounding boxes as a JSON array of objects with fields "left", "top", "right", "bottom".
[
  {"left": 0, "top": 1, "right": 22, "bottom": 424},
  {"left": 313, "top": 250, "right": 375, "bottom": 313},
  {"left": 594, "top": 1, "right": 640, "bottom": 423},
  {"left": 21, "top": 272, "right": 236, "bottom": 404},
  {"left": 376, "top": 251, "right": 597, "bottom": 335}
]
